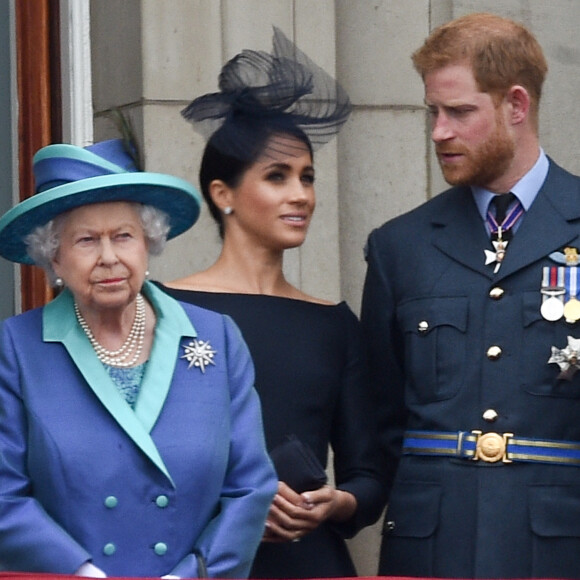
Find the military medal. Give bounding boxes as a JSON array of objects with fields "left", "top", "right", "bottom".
[
  {"left": 484, "top": 230, "right": 510, "bottom": 274},
  {"left": 541, "top": 267, "right": 565, "bottom": 321},
  {"left": 485, "top": 199, "right": 524, "bottom": 273},
  {"left": 548, "top": 335, "right": 580, "bottom": 380},
  {"left": 542, "top": 294, "right": 565, "bottom": 321},
  {"left": 564, "top": 298, "right": 580, "bottom": 324},
  {"left": 564, "top": 267, "right": 580, "bottom": 324}
]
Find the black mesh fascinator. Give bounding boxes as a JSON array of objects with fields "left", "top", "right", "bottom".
[{"left": 181, "top": 27, "right": 352, "bottom": 160}]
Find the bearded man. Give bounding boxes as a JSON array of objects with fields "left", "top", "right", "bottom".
[{"left": 361, "top": 12, "right": 580, "bottom": 579}]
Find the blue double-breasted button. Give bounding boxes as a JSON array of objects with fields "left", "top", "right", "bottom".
[
  {"left": 104, "top": 496, "right": 118, "bottom": 508},
  {"left": 103, "top": 543, "right": 116, "bottom": 556},
  {"left": 154, "top": 542, "right": 168, "bottom": 556},
  {"left": 155, "top": 495, "right": 169, "bottom": 508}
]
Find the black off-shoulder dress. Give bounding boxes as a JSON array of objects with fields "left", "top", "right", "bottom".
[{"left": 155, "top": 284, "right": 386, "bottom": 578}]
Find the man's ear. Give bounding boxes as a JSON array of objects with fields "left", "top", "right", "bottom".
[{"left": 506, "top": 85, "right": 530, "bottom": 125}]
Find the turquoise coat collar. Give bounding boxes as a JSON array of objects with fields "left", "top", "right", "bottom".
[{"left": 43, "top": 281, "right": 196, "bottom": 486}]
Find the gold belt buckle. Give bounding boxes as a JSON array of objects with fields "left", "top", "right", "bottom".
[{"left": 472, "top": 430, "right": 513, "bottom": 463}]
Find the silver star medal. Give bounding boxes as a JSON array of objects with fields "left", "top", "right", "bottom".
[
  {"left": 548, "top": 335, "right": 580, "bottom": 381},
  {"left": 484, "top": 239, "right": 509, "bottom": 273},
  {"left": 181, "top": 338, "right": 217, "bottom": 373}
]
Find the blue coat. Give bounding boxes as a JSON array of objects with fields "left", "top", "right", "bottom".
[
  {"left": 0, "top": 282, "right": 277, "bottom": 578},
  {"left": 362, "top": 160, "right": 580, "bottom": 579}
]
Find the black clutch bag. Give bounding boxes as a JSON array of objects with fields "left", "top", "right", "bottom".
[{"left": 269, "top": 434, "right": 328, "bottom": 493}]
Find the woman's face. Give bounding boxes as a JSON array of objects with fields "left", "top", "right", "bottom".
[
  {"left": 51, "top": 201, "right": 149, "bottom": 315},
  {"left": 225, "top": 134, "right": 315, "bottom": 250}
]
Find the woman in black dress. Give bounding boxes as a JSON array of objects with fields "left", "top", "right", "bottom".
[{"left": 157, "top": 28, "right": 386, "bottom": 578}]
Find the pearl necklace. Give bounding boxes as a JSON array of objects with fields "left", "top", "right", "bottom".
[{"left": 74, "top": 293, "right": 146, "bottom": 367}]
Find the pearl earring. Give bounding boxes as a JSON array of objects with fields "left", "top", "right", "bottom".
[
  {"left": 223, "top": 206, "right": 233, "bottom": 215},
  {"left": 54, "top": 277, "right": 64, "bottom": 288},
  {"left": 145, "top": 270, "right": 150, "bottom": 279}
]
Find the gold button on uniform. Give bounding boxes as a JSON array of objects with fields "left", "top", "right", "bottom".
[
  {"left": 487, "top": 346, "right": 502, "bottom": 360},
  {"left": 483, "top": 409, "right": 498, "bottom": 422},
  {"left": 489, "top": 287, "right": 505, "bottom": 299}
]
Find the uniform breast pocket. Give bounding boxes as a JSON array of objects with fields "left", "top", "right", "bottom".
[
  {"left": 522, "top": 291, "right": 580, "bottom": 398},
  {"left": 397, "top": 296, "right": 468, "bottom": 404}
]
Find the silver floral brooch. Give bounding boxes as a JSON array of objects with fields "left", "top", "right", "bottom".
[{"left": 181, "top": 339, "right": 217, "bottom": 373}]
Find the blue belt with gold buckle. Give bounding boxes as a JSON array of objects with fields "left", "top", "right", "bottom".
[{"left": 403, "top": 430, "right": 580, "bottom": 465}]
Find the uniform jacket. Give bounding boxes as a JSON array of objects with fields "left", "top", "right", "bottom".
[
  {"left": 361, "top": 160, "right": 580, "bottom": 579},
  {"left": 0, "top": 281, "right": 277, "bottom": 578}
]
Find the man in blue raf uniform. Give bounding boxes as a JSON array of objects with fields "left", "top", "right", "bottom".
[{"left": 361, "top": 12, "right": 580, "bottom": 579}]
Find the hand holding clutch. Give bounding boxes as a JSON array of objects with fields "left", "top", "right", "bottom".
[{"left": 269, "top": 434, "right": 328, "bottom": 494}]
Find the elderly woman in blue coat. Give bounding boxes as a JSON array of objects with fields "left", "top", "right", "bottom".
[{"left": 0, "top": 139, "right": 277, "bottom": 578}]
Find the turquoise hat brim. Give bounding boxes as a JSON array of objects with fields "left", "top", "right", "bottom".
[{"left": 0, "top": 172, "right": 201, "bottom": 265}]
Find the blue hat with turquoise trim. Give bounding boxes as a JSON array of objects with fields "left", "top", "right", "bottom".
[{"left": 0, "top": 139, "right": 201, "bottom": 264}]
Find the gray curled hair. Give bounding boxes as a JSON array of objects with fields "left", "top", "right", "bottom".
[{"left": 25, "top": 203, "right": 171, "bottom": 286}]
